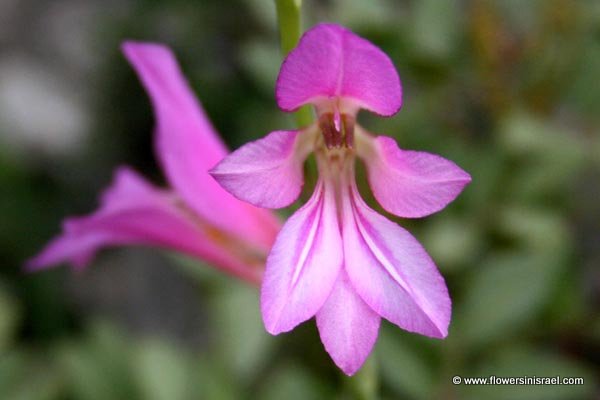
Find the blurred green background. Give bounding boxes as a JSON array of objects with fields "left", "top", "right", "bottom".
[{"left": 1, "top": 0, "right": 599, "bottom": 399}]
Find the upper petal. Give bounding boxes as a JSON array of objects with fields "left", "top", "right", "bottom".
[
  {"left": 261, "top": 180, "right": 343, "bottom": 334},
  {"left": 276, "top": 23, "right": 402, "bottom": 116},
  {"left": 122, "top": 41, "right": 279, "bottom": 250},
  {"left": 26, "top": 167, "right": 263, "bottom": 283},
  {"left": 358, "top": 135, "right": 471, "bottom": 218},
  {"left": 316, "top": 270, "right": 380, "bottom": 376},
  {"left": 210, "top": 130, "right": 312, "bottom": 209},
  {"left": 342, "top": 183, "right": 451, "bottom": 338}
]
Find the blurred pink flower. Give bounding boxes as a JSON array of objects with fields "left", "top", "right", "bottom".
[
  {"left": 211, "top": 24, "right": 471, "bottom": 375},
  {"left": 27, "top": 42, "right": 280, "bottom": 284}
]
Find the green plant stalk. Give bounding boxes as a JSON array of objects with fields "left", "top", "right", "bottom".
[
  {"left": 274, "top": 0, "right": 313, "bottom": 128},
  {"left": 344, "top": 355, "right": 379, "bottom": 400}
]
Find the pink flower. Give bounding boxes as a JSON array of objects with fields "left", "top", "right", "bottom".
[
  {"left": 211, "top": 24, "right": 471, "bottom": 375},
  {"left": 27, "top": 42, "right": 280, "bottom": 284}
]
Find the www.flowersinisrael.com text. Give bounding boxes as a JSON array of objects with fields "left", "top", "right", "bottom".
[{"left": 452, "top": 375, "right": 584, "bottom": 385}]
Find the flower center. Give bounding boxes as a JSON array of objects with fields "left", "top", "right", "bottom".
[{"left": 318, "top": 112, "right": 355, "bottom": 149}]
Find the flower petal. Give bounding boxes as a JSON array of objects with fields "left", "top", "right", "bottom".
[
  {"left": 342, "top": 183, "right": 451, "bottom": 338},
  {"left": 122, "top": 41, "right": 279, "bottom": 250},
  {"left": 359, "top": 135, "right": 471, "bottom": 218},
  {"left": 261, "top": 180, "right": 343, "bottom": 334},
  {"left": 316, "top": 270, "right": 380, "bottom": 376},
  {"left": 26, "top": 167, "right": 262, "bottom": 283},
  {"left": 276, "top": 23, "right": 402, "bottom": 116},
  {"left": 210, "top": 130, "right": 311, "bottom": 208}
]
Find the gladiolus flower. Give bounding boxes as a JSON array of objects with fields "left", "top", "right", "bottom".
[
  {"left": 211, "top": 24, "right": 471, "bottom": 375},
  {"left": 27, "top": 42, "right": 280, "bottom": 284}
]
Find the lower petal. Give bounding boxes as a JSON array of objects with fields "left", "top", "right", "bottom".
[
  {"left": 343, "top": 184, "right": 451, "bottom": 338},
  {"left": 261, "top": 180, "right": 343, "bottom": 334},
  {"left": 316, "top": 270, "right": 380, "bottom": 376},
  {"left": 26, "top": 167, "right": 262, "bottom": 283}
]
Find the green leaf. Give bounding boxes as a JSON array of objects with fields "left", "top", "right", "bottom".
[{"left": 454, "top": 252, "right": 564, "bottom": 347}]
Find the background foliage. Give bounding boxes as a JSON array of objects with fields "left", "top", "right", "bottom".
[{"left": 1, "top": 0, "right": 599, "bottom": 398}]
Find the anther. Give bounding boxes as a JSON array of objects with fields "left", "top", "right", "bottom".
[
  {"left": 318, "top": 112, "right": 355, "bottom": 149},
  {"left": 342, "top": 114, "right": 355, "bottom": 149}
]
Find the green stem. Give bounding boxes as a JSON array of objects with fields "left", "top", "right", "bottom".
[
  {"left": 344, "top": 355, "right": 379, "bottom": 400},
  {"left": 274, "top": 0, "right": 313, "bottom": 128},
  {"left": 274, "top": 0, "right": 302, "bottom": 57}
]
